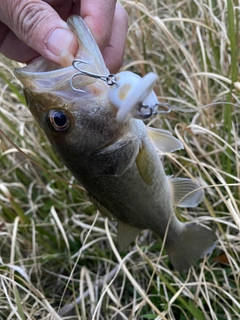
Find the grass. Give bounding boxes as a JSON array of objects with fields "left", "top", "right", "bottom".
[{"left": 0, "top": 0, "right": 240, "bottom": 319}]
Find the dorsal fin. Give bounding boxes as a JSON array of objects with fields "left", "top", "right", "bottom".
[
  {"left": 168, "top": 177, "right": 204, "bottom": 207},
  {"left": 117, "top": 220, "right": 142, "bottom": 250},
  {"left": 147, "top": 127, "right": 183, "bottom": 153}
]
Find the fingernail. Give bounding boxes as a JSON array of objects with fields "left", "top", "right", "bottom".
[{"left": 46, "top": 28, "right": 75, "bottom": 56}]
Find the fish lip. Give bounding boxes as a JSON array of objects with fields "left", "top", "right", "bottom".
[
  {"left": 14, "top": 59, "right": 104, "bottom": 95},
  {"left": 14, "top": 58, "right": 85, "bottom": 92},
  {"left": 14, "top": 15, "right": 108, "bottom": 91},
  {"left": 14, "top": 58, "right": 75, "bottom": 80},
  {"left": 15, "top": 64, "right": 73, "bottom": 76}
]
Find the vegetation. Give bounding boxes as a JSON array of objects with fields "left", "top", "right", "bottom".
[{"left": 0, "top": 0, "right": 239, "bottom": 319}]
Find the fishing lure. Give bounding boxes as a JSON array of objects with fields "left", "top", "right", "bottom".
[{"left": 70, "top": 59, "right": 171, "bottom": 123}]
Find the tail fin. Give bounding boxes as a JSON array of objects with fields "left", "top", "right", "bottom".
[{"left": 166, "top": 223, "right": 217, "bottom": 272}]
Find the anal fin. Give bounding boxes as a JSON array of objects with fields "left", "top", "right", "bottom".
[
  {"left": 117, "top": 220, "right": 142, "bottom": 250},
  {"left": 168, "top": 177, "right": 204, "bottom": 207},
  {"left": 89, "top": 194, "right": 142, "bottom": 250},
  {"left": 88, "top": 194, "right": 115, "bottom": 220}
]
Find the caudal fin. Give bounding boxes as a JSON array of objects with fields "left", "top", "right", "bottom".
[{"left": 166, "top": 223, "right": 217, "bottom": 272}]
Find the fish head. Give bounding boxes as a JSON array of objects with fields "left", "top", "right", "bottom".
[{"left": 14, "top": 16, "right": 125, "bottom": 160}]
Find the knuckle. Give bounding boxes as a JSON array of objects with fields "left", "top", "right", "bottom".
[{"left": 14, "top": 1, "right": 50, "bottom": 43}]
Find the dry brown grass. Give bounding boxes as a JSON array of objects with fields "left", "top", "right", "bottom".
[{"left": 0, "top": 0, "right": 239, "bottom": 319}]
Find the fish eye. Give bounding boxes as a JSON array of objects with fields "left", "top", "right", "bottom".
[{"left": 48, "top": 110, "right": 70, "bottom": 132}]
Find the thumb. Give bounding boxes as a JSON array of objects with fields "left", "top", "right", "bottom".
[{"left": 0, "top": 0, "right": 78, "bottom": 64}]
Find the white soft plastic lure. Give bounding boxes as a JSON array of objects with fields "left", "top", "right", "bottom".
[
  {"left": 108, "top": 71, "right": 159, "bottom": 122},
  {"left": 70, "top": 59, "right": 170, "bottom": 123}
]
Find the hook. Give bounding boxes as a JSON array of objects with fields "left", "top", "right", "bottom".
[
  {"left": 70, "top": 59, "right": 118, "bottom": 92},
  {"left": 137, "top": 102, "right": 171, "bottom": 119}
]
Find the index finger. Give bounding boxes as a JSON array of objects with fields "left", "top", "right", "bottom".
[{"left": 80, "top": 0, "right": 117, "bottom": 51}]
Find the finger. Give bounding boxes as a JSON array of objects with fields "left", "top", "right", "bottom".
[
  {"left": 102, "top": 3, "right": 128, "bottom": 73},
  {"left": 0, "top": 0, "right": 78, "bottom": 64},
  {"left": 0, "top": 27, "right": 39, "bottom": 63},
  {"left": 80, "top": 0, "right": 117, "bottom": 51},
  {"left": 43, "top": 0, "right": 77, "bottom": 20}
]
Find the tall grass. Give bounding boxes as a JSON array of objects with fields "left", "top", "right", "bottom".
[{"left": 0, "top": 0, "right": 239, "bottom": 319}]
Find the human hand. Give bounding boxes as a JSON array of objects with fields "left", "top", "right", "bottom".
[{"left": 0, "top": 0, "right": 128, "bottom": 73}]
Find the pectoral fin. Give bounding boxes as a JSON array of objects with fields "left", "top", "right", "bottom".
[
  {"left": 168, "top": 177, "right": 204, "bottom": 207},
  {"left": 87, "top": 138, "right": 139, "bottom": 176},
  {"left": 117, "top": 220, "right": 142, "bottom": 250},
  {"left": 136, "top": 147, "right": 155, "bottom": 185},
  {"left": 147, "top": 127, "right": 183, "bottom": 152}
]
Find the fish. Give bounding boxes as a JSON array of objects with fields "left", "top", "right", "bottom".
[{"left": 14, "top": 15, "right": 217, "bottom": 272}]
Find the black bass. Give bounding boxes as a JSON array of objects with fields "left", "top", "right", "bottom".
[{"left": 14, "top": 16, "right": 216, "bottom": 272}]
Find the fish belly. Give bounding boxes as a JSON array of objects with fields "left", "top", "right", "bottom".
[{"left": 77, "top": 137, "right": 175, "bottom": 239}]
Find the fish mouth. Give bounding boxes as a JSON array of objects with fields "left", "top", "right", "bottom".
[
  {"left": 14, "top": 59, "right": 77, "bottom": 91},
  {"left": 14, "top": 15, "right": 108, "bottom": 93}
]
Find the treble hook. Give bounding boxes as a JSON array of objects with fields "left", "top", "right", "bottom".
[
  {"left": 137, "top": 102, "right": 171, "bottom": 119},
  {"left": 70, "top": 59, "right": 118, "bottom": 92}
]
